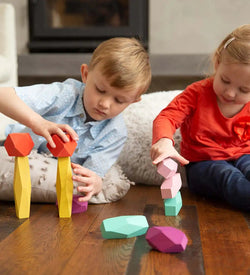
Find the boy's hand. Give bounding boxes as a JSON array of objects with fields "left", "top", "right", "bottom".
[
  {"left": 71, "top": 162, "right": 102, "bottom": 202},
  {"left": 151, "top": 138, "right": 189, "bottom": 166},
  {"left": 31, "top": 117, "right": 79, "bottom": 148}
]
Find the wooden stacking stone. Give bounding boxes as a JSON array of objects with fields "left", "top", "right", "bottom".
[
  {"left": 164, "top": 191, "right": 182, "bottom": 216},
  {"left": 4, "top": 133, "right": 34, "bottom": 219},
  {"left": 157, "top": 158, "right": 177, "bottom": 179},
  {"left": 146, "top": 226, "right": 188, "bottom": 253},
  {"left": 72, "top": 195, "right": 88, "bottom": 214},
  {"left": 47, "top": 134, "right": 77, "bottom": 218},
  {"left": 161, "top": 173, "right": 182, "bottom": 199},
  {"left": 157, "top": 158, "right": 183, "bottom": 216},
  {"left": 101, "top": 215, "right": 149, "bottom": 239}
]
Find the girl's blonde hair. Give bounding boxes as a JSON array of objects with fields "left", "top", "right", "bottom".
[
  {"left": 213, "top": 24, "right": 250, "bottom": 66},
  {"left": 89, "top": 37, "right": 151, "bottom": 94}
]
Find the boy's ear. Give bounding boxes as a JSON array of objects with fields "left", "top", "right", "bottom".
[{"left": 81, "top": 64, "right": 89, "bottom": 83}]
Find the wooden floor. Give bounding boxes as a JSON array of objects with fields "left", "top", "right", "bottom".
[{"left": 0, "top": 185, "right": 249, "bottom": 275}]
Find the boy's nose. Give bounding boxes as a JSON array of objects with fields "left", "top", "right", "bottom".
[{"left": 99, "top": 98, "right": 110, "bottom": 109}]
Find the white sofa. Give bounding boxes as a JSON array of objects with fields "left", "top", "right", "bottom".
[{"left": 0, "top": 3, "right": 18, "bottom": 139}]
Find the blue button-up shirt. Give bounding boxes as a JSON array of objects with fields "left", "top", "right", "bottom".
[{"left": 6, "top": 78, "right": 127, "bottom": 177}]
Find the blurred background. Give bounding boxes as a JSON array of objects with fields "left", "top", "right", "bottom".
[{"left": 1, "top": 0, "right": 250, "bottom": 91}]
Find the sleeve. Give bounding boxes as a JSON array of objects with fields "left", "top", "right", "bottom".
[
  {"left": 14, "top": 81, "right": 75, "bottom": 117},
  {"left": 152, "top": 85, "right": 198, "bottom": 144}
]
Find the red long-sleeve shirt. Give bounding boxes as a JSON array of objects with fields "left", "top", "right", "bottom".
[{"left": 152, "top": 78, "right": 250, "bottom": 162}]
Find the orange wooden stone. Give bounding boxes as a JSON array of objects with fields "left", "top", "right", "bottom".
[
  {"left": 47, "top": 134, "right": 77, "bottom": 157},
  {"left": 4, "top": 133, "right": 34, "bottom": 156}
]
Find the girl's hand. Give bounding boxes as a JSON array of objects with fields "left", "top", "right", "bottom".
[
  {"left": 71, "top": 162, "right": 102, "bottom": 202},
  {"left": 31, "top": 118, "right": 79, "bottom": 148},
  {"left": 151, "top": 138, "right": 189, "bottom": 165}
]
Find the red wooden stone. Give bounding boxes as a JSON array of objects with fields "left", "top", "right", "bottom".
[
  {"left": 4, "top": 133, "right": 34, "bottom": 156},
  {"left": 47, "top": 134, "right": 77, "bottom": 157}
]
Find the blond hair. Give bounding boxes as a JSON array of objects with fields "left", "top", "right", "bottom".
[
  {"left": 213, "top": 24, "right": 250, "bottom": 66},
  {"left": 88, "top": 37, "right": 151, "bottom": 94}
]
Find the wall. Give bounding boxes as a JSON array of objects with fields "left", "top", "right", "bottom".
[
  {"left": 1, "top": 0, "right": 250, "bottom": 55},
  {"left": 149, "top": 0, "right": 250, "bottom": 54}
]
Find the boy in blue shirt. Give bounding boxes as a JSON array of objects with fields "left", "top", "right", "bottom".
[{"left": 3, "top": 37, "right": 151, "bottom": 202}]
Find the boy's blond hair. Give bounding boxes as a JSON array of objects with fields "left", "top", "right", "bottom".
[
  {"left": 89, "top": 37, "right": 151, "bottom": 94},
  {"left": 213, "top": 24, "right": 250, "bottom": 66}
]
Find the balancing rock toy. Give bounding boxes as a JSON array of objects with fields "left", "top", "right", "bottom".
[
  {"left": 47, "top": 134, "right": 77, "bottom": 218},
  {"left": 157, "top": 158, "right": 183, "bottom": 216},
  {"left": 72, "top": 195, "right": 88, "bottom": 214},
  {"left": 4, "top": 133, "right": 34, "bottom": 219},
  {"left": 56, "top": 194, "right": 88, "bottom": 214},
  {"left": 146, "top": 226, "right": 188, "bottom": 253},
  {"left": 164, "top": 191, "right": 182, "bottom": 216},
  {"left": 160, "top": 173, "right": 182, "bottom": 199},
  {"left": 157, "top": 158, "right": 177, "bottom": 179},
  {"left": 101, "top": 215, "right": 149, "bottom": 239}
]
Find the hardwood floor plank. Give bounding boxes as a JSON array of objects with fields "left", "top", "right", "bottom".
[
  {"left": 0, "top": 203, "right": 105, "bottom": 275},
  {"left": 196, "top": 198, "right": 250, "bottom": 275},
  {"left": 0, "top": 185, "right": 248, "bottom": 275},
  {"left": 244, "top": 212, "right": 250, "bottom": 228},
  {"left": 0, "top": 201, "right": 26, "bottom": 241},
  {"left": 126, "top": 204, "right": 204, "bottom": 275},
  {"left": 60, "top": 186, "right": 151, "bottom": 275}
]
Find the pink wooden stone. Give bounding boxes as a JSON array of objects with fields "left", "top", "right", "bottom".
[
  {"left": 157, "top": 158, "right": 177, "bottom": 179},
  {"left": 72, "top": 195, "right": 88, "bottom": 214},
  {"left": 160, "top": 173, "right": 182, "bottom": 199},
  {"left": 146, "top": 226, "right": 188, "bottom": 253}
]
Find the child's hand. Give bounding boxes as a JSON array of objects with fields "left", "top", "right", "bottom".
[
  {"left": 31, "top": 117, "right": 79, "bottom": 148},
  {"left": 151, "top": 138, "right": 189, "bottom": 165},
  {"left": 71, "top": 163, "right": 102, "bottom": 202}
]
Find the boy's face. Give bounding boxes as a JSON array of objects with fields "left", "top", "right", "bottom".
[{"left": 81, "top": 64, "right": 141, "bottom": 121}]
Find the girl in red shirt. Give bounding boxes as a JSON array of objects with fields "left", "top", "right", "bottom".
[{"left": 151, "top": 24, "right": 250, "bottom": 211}]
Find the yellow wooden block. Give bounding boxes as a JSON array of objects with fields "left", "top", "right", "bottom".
[
  {"left": 56, "top": 157, "right": 73, "bottom": 218},
  {"left": 14, "top": 156, "right": 31, "bottom": 219}
]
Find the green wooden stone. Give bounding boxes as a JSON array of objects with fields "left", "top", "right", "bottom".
[
  {"left": 101, "top": 215, "right": 149, "bottom": 239},
  {"left": 164, "top": 191, "right": 182, "bottom": 216}
]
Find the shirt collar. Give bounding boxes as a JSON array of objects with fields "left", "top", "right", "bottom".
[{"left": 66, "top": 85, "right": 86, "bottom": 119}]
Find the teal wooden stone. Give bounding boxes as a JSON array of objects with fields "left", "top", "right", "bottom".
[
  {"left": 100, "top": 215, "right": 149, "bottom": 239},
  {"left": 164, "top": 191, "right": 182, "bottom": 216}
]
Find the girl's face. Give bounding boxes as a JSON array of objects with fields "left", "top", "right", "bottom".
[{"left": 213, "top": 61, "right": 250, "bottom": 107}]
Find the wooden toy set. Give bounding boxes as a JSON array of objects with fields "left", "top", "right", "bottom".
[
  {"left": 3, "top": 132, "right": 84, "bottom": 219},
  {"left": 100, "top": 215, "right": 187, "bottom": 253},
  {"left": 100, "top": 158, "right": 187, "bottom": 253},
  {"left": 157, "top": 158, "right": 183, "bottom": 216},
  {"left": 3, "top": 134, "right": 187, "bottom": 253}
]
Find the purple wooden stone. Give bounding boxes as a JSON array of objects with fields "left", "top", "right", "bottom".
[
  {"left": 72, "top": 195, "right": 88, "bottom": 214},
  {"left": 56, "top": 195, "right": 88, "bottom": 214},
  {"left": 146, "top": 226, "right": 188, "bottom": 253}
]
